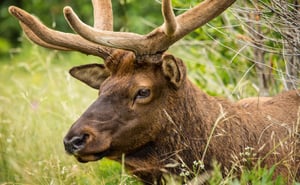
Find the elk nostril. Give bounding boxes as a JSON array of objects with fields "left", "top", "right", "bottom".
[
  {"left": 71, "top": 136, "right": 85, "bottom": 147},
  {"left": 64, "top": 134, "right": 90, "bottom": 154}
]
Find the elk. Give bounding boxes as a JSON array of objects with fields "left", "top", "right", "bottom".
[{"left": 9, "top": 0, "right": 300, "bottom": 184}]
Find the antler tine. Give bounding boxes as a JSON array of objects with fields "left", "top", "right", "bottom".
[
  {"left": 64, "top": 6, "right": 146, "bottom": 54},
  {"left": 174, "top": 0, "right": 236, "bottom": 39},
  {"left": 8, "top": 6, "right": 111, "bottom": 59},
  {"left": 162, "top": 0, "right": 177, "bottom": 36},
  {"left": 64, "top": 0, "right": 236, "bottom": 55},
  {"left": 92, "top": 0, "right": 113, "bottom": 31},
  {"left": 20, "top": 22, "right": 70, "bottom": 51}
]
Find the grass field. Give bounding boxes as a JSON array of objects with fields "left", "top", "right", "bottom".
[{"left": 0, "top": 41, "right": 299, "bottom": 185}]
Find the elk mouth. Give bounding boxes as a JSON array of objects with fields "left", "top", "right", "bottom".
[{"left": 75, "top": 149, "right": 111, "bottom": 163}]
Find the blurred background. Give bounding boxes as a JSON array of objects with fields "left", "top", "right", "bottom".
[{"left": 0, "top": 0, "right": 299, "bottom": 184}]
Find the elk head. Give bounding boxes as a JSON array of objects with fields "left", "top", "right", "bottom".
[
  {"left": 9, "top": 0, "right": 236, "bottom": 163},
  {"left": 63, "top": 51, "right": 189, "bottom": 162}
]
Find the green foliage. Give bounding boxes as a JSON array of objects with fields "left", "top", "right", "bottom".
[
  {"left": 207, "top": 161, "right": 294, "bottom": 185},
  {"left": 238, "top": 166, "right": 285, "bottom": 185}
]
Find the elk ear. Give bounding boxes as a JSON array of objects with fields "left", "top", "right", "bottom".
[
  {"left": 69, "top": 63, "right": 110, "bottom": 89},
  {"left": 162, "top": 54, "right": 186, "bottom": 89}
]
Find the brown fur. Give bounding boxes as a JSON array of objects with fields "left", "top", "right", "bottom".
[{"left": 64, "top": 51, "right": 300, "bottom": 184}]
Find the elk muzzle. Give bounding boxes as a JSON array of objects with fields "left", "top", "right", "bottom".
[
  {"left": 63, "top": 125, "right": 113, "bottom": 162},
  {"left": 62, "top": 96, "right": 117, "bottom": 162}
]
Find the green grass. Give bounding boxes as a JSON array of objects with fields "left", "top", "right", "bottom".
[{"left": 0, "top": 42, "right": 299, "bottom": 185}]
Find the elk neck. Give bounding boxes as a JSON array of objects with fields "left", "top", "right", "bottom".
[
  {"left": 157, "top": 78, "right": 232, "bottom": 164},
  {"left": 123, "top": 77, "right": 235, "bottom": 174}
]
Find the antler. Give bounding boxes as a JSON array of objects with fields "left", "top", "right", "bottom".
[
  {"left": 9, "top": 0, "right": 114, "bottom": 59},
  {"left": 64, "top": 0, "right": 236, "bottom": 54},
  {"left": 9, "top": 0, "right": 236, "bottom": 57}
]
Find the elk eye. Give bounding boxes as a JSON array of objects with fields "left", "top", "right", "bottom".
[{"left": 135, "top": 89, "right": 151, "bottom": 99}]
